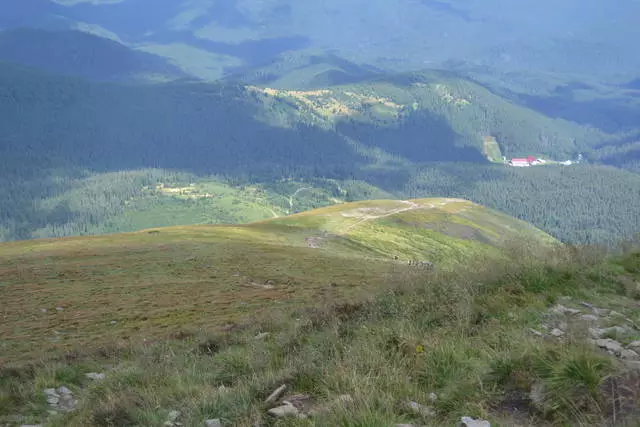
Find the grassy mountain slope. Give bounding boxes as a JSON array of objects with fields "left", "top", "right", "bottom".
[
  {"left": 0, "top": 29, "right": 186, "bottom": 82},
  {"left": 1, "top": 214, "right": 639, "bottom": 426},
  {"left": 0, "top": 198, "right": 554, "bottom": 362}
]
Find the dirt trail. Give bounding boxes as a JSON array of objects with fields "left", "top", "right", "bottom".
[
  {"left": 338, "top": 200, "right": 422, "bottom": 235},
  {"left": 304, "top": 198, "right": 464, "bottom": 248}
]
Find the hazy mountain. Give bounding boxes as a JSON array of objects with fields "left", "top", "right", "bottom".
[
  {"left": 0, "top": 28, "right": 186, "bottom": 82},
  {"left": 2, "top": 0, "right": 639, "bottom": 81}
]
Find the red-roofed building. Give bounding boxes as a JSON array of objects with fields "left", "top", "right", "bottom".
[{"left": 510, "top": 158, "right": 532, "bottom": 167}]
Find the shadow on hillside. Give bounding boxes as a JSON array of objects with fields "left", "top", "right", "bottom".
[
  {"left": 517, "top": 87, "right": 640, "bottom": 134},
  {"left": 336, "top": 111, "right": 486, "bottom": 163}
]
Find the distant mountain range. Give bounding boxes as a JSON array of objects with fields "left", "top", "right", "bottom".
[
  {"left": 1, "top": 0, "right": 639, "bottom": 81},
  {"left": 0, "top": 29, "right": 185, "bottom": 82}
]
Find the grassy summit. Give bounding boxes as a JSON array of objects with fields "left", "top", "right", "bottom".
[{"left": 0, "top": 199, "right": 552, "bottom": 362}]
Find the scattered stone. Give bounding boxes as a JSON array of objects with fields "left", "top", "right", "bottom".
[
  {"left": 205, "top": 420, "right": 222, "bottom": 427},
  {"left": 57, "top": 395, "right": 78, "bottom": 412},
  {"left": 581, "top": 314, "right": 599, "bottom": 322},
  {"left": 628, "top": 341, "right": 640, "bottom": 352},
  {"left": 580, "top": 302, "right": 594, "bottom": 309},
  {"left": 336, "top": 394, "right": 354, "bottom": 405},
  {"left": 218, "top": 385, "right": 229, "bottom": 393},
  {"left": 407, "top": 401, "right": 435, "bottom": 417},
  {"left": 529, "top": 328, "right": 544, "bottom": 337},
  {"left": 595, "top": 338, "right": 624, "bottom": 355},
  {"left": 619, "top": 349, "right": 640, "bottom": 361},
  {"left": 164, "top": 410, "right": 182, "bottom": 426},
  {"left": 550, "top": 328, "right": 564, "bottom": 337},
  {"left": 43, "top": 387, "right": 76, "bottom": 412},
  {"left": 529, "top": 382, "right": 545, "bottom": 407},
  {"left": 57, "top": 386, "right": 72, "bottom": 396},
  {"left": 267, "top": 402, "right": 299, "bottom": 418},
  {"left": 610, "top": 310, "right": 624, "bottom": 318},
  {"left": 110, "top": 320, "right": 117, "bottom": 325},
  {"left": 254, "top": 332, "right": 270, "bottom": 341},
  {"left": 282, "top": 394, "right": 312, "bottom": 410},
  {"left": 460, "top": 416, "right": 491, "bottom": 427},
  {"left": 428, "top": 392, "right": 438, "bottom": 402},
  {"left": 623, "top": 360, "right": 640, "bottom": 370},
  {"left": 85, "top": 372, "right": 106, "bottom": 381},
  {"left": 591, "top": 326, "right": 627, "bottom": 338},
  {"left": 552, "top": 304, "right": 581, "bottom": 316},
  {"left": 265, "top": 384, "right": 287, "bottom": 405},
  {"left": 40, "top": 308, "right": 48, "bottom": 313},
  {"left": 56, "top": 307, "right": 64, "bottom": 312}
]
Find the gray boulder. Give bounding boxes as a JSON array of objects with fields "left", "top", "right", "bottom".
[
  {"left": 460, "top": 416, "right": 491, "bottom": 427},
  {"left": 86, "top": 372, "right": 106, "bottom": 381},
  {"left": 267, "top": 402, "right": 299, "bottom": 418}
]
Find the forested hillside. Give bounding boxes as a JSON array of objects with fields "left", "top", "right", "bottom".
[{"left": 1, "top": 61, "right": 639, "bottom": 245}]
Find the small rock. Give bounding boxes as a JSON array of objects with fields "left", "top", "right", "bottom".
[
  {"left": 580, "top": 302, "right": 594, "bottom": 309},
  {"left": 267, "top": 402, "right": 299, "bottom": 418},
  {"left": 205, "top": 420, "right": 222, "bottom": 427},
  {"left": 265, "top": 384, "right": 287, "bottom": 405},
  {"left": 40, "top": 308, "right": 48, "bottom": 313},
  {"left": 110, "top": 320, "right": 117, "bottom": 325},
  {"left": 551, "top": 328, "right": 564, "bottom": 337},
  {"left": 167, "top": 410, "right": 181, "bottom": 422},
  {"left": 428, "top": 392, "right": 438, "bottom": 401},
  {"left": 460, "top": 416, "right": 491, "bottom": 427},
  {"left": 254, "top": 332, "right": 270, "bottom": 340},
  {"left": 336, "top": 394, "right": 353, "bottom": 404},
  {"left": 590, "top": 326, "right": 627, "bottom": 338},
  {"left": 610, "top": 311, "right": 624, "bottom": 318},
  {"left": 619, "top": 349, "right": 640, "bottom": 361},
  {"left": 595, "top": 338, "right": 624, "bottom": 355},
  {"left": 46, "top": 396, "right": 60, "bottom": 405},
  {"left": 56, "top": 307, "right": 64, "bottom": 312},
  {"left": 628, "top": 341, "right": 640, "bottom": 351},
  {"left": 552, "top": 304, "right": 580, "bottom": 316},
  {"left": 581, "top": 314, "right": 599, "bottom": 322},
  {"left": 57, "top": 395, "right": 77, "bottom": 412},
  {"left": 623, "top": 360, "right": 640, "bottom": 370},
  {"left": 407, "top": 401, "right": 435, "bottom": 417},
  {"left": 43, "top": 388, "right": 58, "bottom": 396},
  {"left": 529, "top": 328, "right": 544, "bottom": 337},
  {"left": 57, "top": 386, "right": 72, "bottom": 396},
  {"left": 85, "top": 372, "right": 106, "bottom": 381},
  {"left": 529, "top": 382, "right": 545, "bottom": 407}
]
